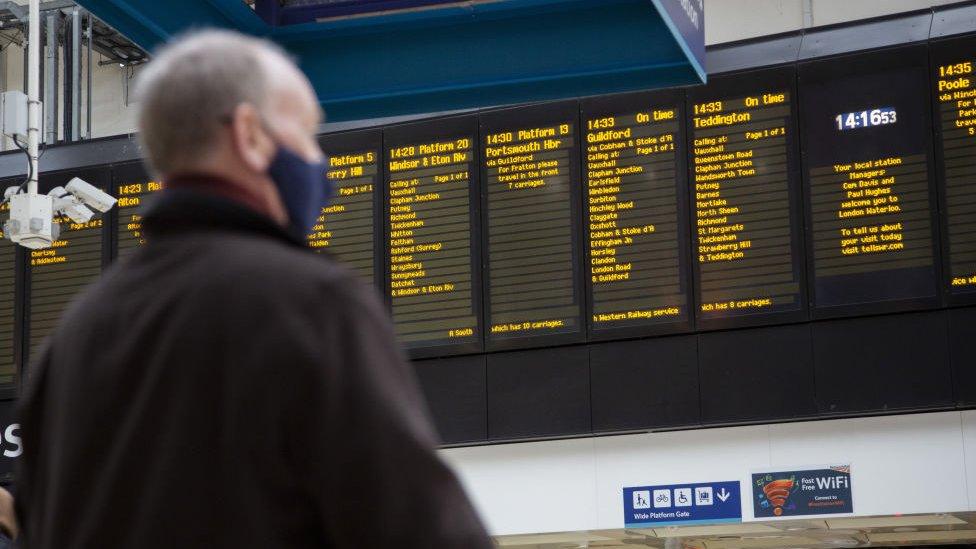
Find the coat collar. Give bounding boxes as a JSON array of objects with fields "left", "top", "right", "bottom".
[{"left": 142, "top": 186, "right": 307, "bottom": 248}]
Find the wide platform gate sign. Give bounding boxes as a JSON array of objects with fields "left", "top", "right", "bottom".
[{"left": 623, "top": 480, "right": 742, "bottom": 528}]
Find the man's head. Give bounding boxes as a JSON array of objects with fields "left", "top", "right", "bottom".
[{"left": 135, "top": 30, "right": 324, "bottom": 226}]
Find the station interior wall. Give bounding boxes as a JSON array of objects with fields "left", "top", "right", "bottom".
[{"left": 446, "top": 411, "right": 976, "bottom": 536}]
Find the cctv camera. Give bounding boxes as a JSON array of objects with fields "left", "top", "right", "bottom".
[
  {"left": 49, "top": 186, "right": 95, "bottom": 225},
  {"left": 65, "top": 177, "right": 116, "bottom": 213},
  {"left": 59, "top": 200, "right": 95, "bottom": 225}
]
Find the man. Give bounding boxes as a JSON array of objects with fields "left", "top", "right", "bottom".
[{"left": 15, "top": 30, "right": 492, "bottom": 548}]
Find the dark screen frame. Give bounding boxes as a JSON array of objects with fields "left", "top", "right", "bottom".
[
  {"left": 0, "top": 176, "right": 26, "bottom": 400},
  {"left": 318, "top": 129, "right": 386, "bottom": 295},
  {"left": 579, "top": 88, "right": 695, "bottom": 341},
  {"left": 686, "top": 65, "right": 810, "bottom": 331},
  {"left": 382, "top": 116, "right": 485, "bottom": 359},
  {"left": 930, "top": 33, "right": 976, "bottom": 307},
  {"left": 479, "top": 100, "right": 586, "bottom": 352},
  {"left": 10, "top": 239, "right": 24, "bottom": 400},
  {"left": 798, "top": 44, "right": 944, "bottom": 319},
  {"left": 110, "top": 160, "right": 154, "bottom": 263},
  {"left": 24, "top": 167, "right": 112, "bottom": 367}
]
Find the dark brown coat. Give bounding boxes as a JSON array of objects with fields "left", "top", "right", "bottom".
[{"left": 16, "top": 188, "right": 491, "bottom": 549}]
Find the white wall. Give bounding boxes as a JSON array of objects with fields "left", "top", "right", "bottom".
[
  {"left": 443, "top": 411, "right": 976, "bottom": 536},
  {"left": 704, "top": 0, "right": 962, "bottom": 45},
  {"left": 0, "top": 38, "right": 139, "bottom": 148}
]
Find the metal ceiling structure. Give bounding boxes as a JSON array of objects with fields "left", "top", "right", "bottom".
[
  {"left": 0, "top": 0, "right": 147, "bottom": 66},
  {"left": 90, "top": 16, "right": 146, "bottom": 65},
  {"left": 72, "top": 0, "right": 706, "bottom": 122}
]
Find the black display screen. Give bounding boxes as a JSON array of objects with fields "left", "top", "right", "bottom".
[
  {"left": 932, "top": 34, "right": 976, "bottom": 303},
  {"left": 310, "top": 131, "right": 382, "bottom": 288},
  {"left": 799, "top": 46, "right": 940, "bottom": 315},
  {"left": 581, "top": 90, "right": 692, "bottom": 338},
  {"left": 384, "top": 117, "right": 483, "bottom": 356},
  {"left": 481, "top": 102, "right": 584, "bottom": 350},
  {"left": 687, "top": 67, "right": 807, "bottom": 328},
  {"left": 27, "top": 169, "right": 108, "bottom": 362},
  {"left": 114, "top": 162, "right": 160, "bottom": 260},
  {"left": 0, "top": 201, "right": 16, "bottom": 387}
]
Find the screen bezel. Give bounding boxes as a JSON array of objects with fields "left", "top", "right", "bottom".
[
  {"left": 110, "top": 160, "right": 156, "bottom": 262},
  {"left": 318, "top": 129, "right": 386, "bottom": 295},
  {"left": 580, "top": 88, "right": 695, "bottom": 341},
  {"left": 480, "top": 100, "right": 586, "bottom": 352},
  {"left": 930, "top": 33, "right": 976, "bottom": 307},
  {"left": 383, "top": 116, "right": 485, "bottom": 359},
  {"left": 686, "top": 65, "right": 810, "bottom": 331},
  {"left": 25, "top": 167, "right": 112, "bottom": 367},
  {"left": 798, "top": 44, "right": 943, "bottom": 319}
]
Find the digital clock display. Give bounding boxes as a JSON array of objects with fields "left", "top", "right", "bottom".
[
  {"left": 835, "top": 107, "right": 897, "bottom": 130},
  {"left": 800, "top": 46, "right": 939, "bottom": 314}
]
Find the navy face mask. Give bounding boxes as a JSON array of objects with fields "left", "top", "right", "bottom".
[{"left": 266, "top": 144, "right": 334, "bottom": 236}]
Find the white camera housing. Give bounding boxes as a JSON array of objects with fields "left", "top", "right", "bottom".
[
  {"left": 65, "top": 177, "right": 116, "bottom": 213},
  {"left": 3, "top": 177, "right": 117, "bottom": 250},
  {"left": 5, "top": 192, "right": 56, "bottom": 249},
  {"left": 49, "top": 186, "right": 94, "bottom": 225}
]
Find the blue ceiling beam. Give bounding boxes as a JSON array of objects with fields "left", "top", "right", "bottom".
[
  {"left": 75, "top": 0, "right": 269, "bottom": 46},
  {"left": 253, "top": 0, "right": 281, "bottom": 27},
  {"left": 75, "top": 0, "right": 705, "bottom": 122}
]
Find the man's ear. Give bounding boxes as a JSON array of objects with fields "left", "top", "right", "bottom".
[{"left": 229, "top": 103, "right": 275, "bottom": 173}]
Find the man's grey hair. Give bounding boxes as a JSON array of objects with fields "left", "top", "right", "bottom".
[{"left": 134, "top": 29, "right": 293, "bottom": 177}]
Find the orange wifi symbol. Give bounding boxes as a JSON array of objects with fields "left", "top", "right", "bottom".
[{"left": 763, "top": 479, "right": 794, "bottom": 516}]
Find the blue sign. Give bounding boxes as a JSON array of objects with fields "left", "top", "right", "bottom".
[
  {"left": 623, "top": 481, "right": 742, "bottom": 528},
  {"left": 752, "top": 465, "right": 853, "bottom": 518},
  {"left": 652, "top": 0, "right": 706, "bottom": 80}
]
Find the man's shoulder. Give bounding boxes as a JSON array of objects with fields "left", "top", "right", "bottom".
[
  {"left": 200, "top": 231, "right": 352, "bottom": 284},
  {"left": 101, "top": 231, "right": 376, "bottom": 311}
]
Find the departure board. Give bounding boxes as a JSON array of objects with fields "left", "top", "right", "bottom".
[
  {"left": 311, "top": 131, "right": 382, "bottom": 287},
  {"left": 384, "top": 117, "right": 482, "bottom": 356},
  {"left": 687, "top": 67, "right": 807, "bottom": 328},
  {"left": 481, "top": 102, "right": 584, "bottom": 349},
  {"left": 28, "top": 170, "right": 107, "bottom": 362},
  {"left": 114, "top": 163, "right": 161, "bottom": 259},
  {"left": 0, "top": 202, "right": 16, "bottom": 386},
  {"left": 800, "top": 47, "right": 940, "bottom": 314},
  {"left": 932, "top": 35, "right": 976, "bottom": 302},
  {"left": 581, "top": 90, "right": 692, "bottom": 338}
]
